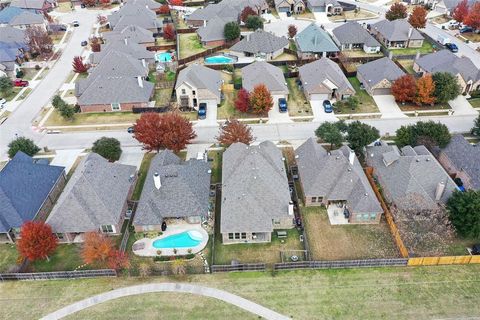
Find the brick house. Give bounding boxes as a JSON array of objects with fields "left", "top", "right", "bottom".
[
  {"left": 371, "top": 19, "right": 424, "bottom": 48},
  {"left": 356, "top": 57, "right": 405, "bottom": 95}
]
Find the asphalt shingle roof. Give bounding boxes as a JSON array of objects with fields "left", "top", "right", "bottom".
[
  {"left": 0, "top": 26, "right": 26, "bottom": 44},
  {"left": 175, "top": 64, "right": 223, "bottom": 100},
  {"left": 108, "top": 3, "right": 160, "bottom": 31},
  {"left": 90, "top": 41, "right": 154, "bottom": 64},
  {"left": 134, "top": 151, "right": 211, "bottom": 226},
  {"left": 242, "top": 61, "right": 288, "bottom": 94},
  {"left": 332, "top": 21, "right": 380, "bottom": 47},
  {"left": 0, "top": 152, "right": 65, "bottom": 232},
  {"left": 10, "top": 0, "right": 46, "bottom": 10},
  {"left": 295, "top": 23, "right": 339, "bottom": 53},
  {"left": 46, "top": 153, "right": 136, "bottom": 233},
  {"left": 221, "top": 141, "right": 291, "bottom": 234},
  {"left": 372, "top": 19, "right": 424, "bottom": 42},
  {"left": 230, "top": 29, "right": 289, "bottom": 54},
  {"left": 8, "top": 10, "right": 43, "bottom": 25},
  {"left": 102, "top": 24, "right": 155, "bottom": 45},
  {"left": 187, "top": 0, "right": 266, "bottom": 21},
  {"left": 197, "top": 16, "right": 234, "bottom": 42},
  {"left": 357, "top": 57, "right": 404, "bottom": 88},
  {"left": 0, "top": 6, "right": 24, "bottom": 24}
]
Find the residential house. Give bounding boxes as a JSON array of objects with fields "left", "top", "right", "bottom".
[
  {"left": 133, "top": 150, "right": 211, "bottom": 232},
  {"left": 298, "top": 57, "right": 355, "bottom": 101},
  {"left": 274, "top": 0, "right": 305, "bottom": 14},
  {"left": 128, "top": 0, "right": 161, "bottom": 11},
  {"left": 0, "top": 26, "right": 27, "bottom": 77},
  {"left": 108, "top": 3, "right": 162, "bottom": 34},
  {"left": 306, "top": 0, "right": 343, "bottom": 14},
  {"left": 197, "top": 16, "right": 235, "bottom": 47},
  {"left": 242, "top": 61, "right": 289, "bottom": 100},
  {"left": 46, "top": 153, "right": 136, "bottom": 243},
  {"left": 366, "top": 142, "right": 457, "bottom": 211},
  {"left": 433, "top": 0, "right": 477, "bottom": 15},
  {"left": 8, "top": 10, "right": 45, "bottom": 30},
  {"left": 413, "top": 50, "right": 480, "bottom": 94},
  {"left": 230, "top": 29, "right": 289, "bottom": 60},
  {"left": 296, "top": 138, "right": 383, "bottom": 224},
  {"left": 175, "top": 64, "right": 223, "bottom": 110},
  {"left": 356, "top": 57, "right": 405, "bottom": 95},
  {"left": 221, "top": 141, "right": 294, "bottom": 244},
  {"left": 295, "top": 23, "right": 339, "bottom": 58},
  {"left": 89, "top": 40, "right": 155, "bottom": 66},
  {"left": 332, "top": 21, "right": 381, "bottom": 54},
  {"left": 0, "top": 152, "right": 65, "bottom": 243},
  {"left": 9, "top": 0, "right": 56, "bottom": 13},
  {"left": 371, "top": 19, "right": 424, "bottom": 48},
  {"left": 437, "top": 134, "right": 480, "bottom": 190},
  {"left": 102, "top": 24, "right": 155, "bottom": 48}
]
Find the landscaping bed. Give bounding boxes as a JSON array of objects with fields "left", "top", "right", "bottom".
[
  {"left": 461, "top": 32, "right": 480, "bottom": 43},
  {"left": 286, "top": 78, "right": 312, "bottom": 117}
]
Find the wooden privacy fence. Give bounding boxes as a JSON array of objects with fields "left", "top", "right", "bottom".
[
  {"left": 0, "top": 269, "right": 117, "bottom": 281},
  {"left": 211, "top": 263, "right": 266, "bottom": 273},
  {"left": 364, "top": 167, "right": 409, "bottom": 258},
  {"left": 274, "top": 259, "right": 408, "bottom": 271},
  {"left": 408, "top": 255, "right": 480, "bottom": 266}
]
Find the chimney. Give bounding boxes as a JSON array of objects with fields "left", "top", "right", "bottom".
[
  {"left": 435, "top": 181, "right": 445, "bottom": 201},
  {"left": 124, "top": 37, "right": 127, "bottom": 45},
  {"left": 203, "top": 20, "right": 207, "bottom": 27},
  {"left": 349, "top": 151, "right": 355, "bottom": 166},
  {"left": 408, "top": 27, "right": 413, "bottom": 39},
  {"left": 288, "top": 201, "right": 294, "bottom": 216},
  {"left": 137, "top": 76, "right": 143, "bottom": 88},
  {"left": 153, "top": 172, "right": 161, "bottom": 189},
  {"left": 415, "top": 51, "right": 421, "bottom": 61},
  {"left": 141, "top": 59, "right": 146, "bottom": 68}
]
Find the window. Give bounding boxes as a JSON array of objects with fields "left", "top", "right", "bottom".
[
  {"left": 311, "top": 197, "right": 317, "bottom": 203},
  {"left": 111, "top": 103, "right": 120, "bottom": 111},
  {"left": 273, "top": 219, "right": 280, "bottom": 225},
  {"left": 228, "top": 233, "right": 233, "bottom": 240},
  {"left": 234, "top": 233, "right": 240, "bottom": 239},
  {"left": 192, "top": 90, "right": 196, "bottom": 95},
  {"left": 101, "top": 225, "right": 114, "bottom": 233},
  {"left": 241, "top": 233, "right": 246, "bottom": 239},
  {"left": 56, "top": 233, "right": 64, "bottom": 239},
  {"left": 181, "top": 89, "right": 186, "bottom": 94},
  {"left": 370, "top": 213, "right": 377, "bottom": 220},
  {"left": 362, "top": 214, "right": 369, "bottom": 220}
]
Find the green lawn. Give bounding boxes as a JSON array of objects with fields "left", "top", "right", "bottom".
[
  {"left": 217, "top": 91, "right": 259, "bottom": 120},
  {"left": 2, "top": 265, "right": 480, "bottom": 319},
  {"left": 340, "top": 77, "right": 380, "bottom": 114},
  {"left": 0, "top": 243, "right": 19, "bottom": 272},
  {"left": 179, "top": 34, "right": 209, "bottom": 59},
  {"left": 31, "top": 244, "right": 86, "bottom": 272},
  {"left": 207, "top": 149, "right": 223, "bottom": 184},
  {"left": 469, "top": 98, "right": 480, "bottom": 108},
  {"left": 396, "top": 59, "right": 415, "bottom": 74},
  {"left": 154, "top": 88, "right": 172, "bottom": 106},
  {"left": 286, "top": 78, "right": 312, "bottom": 116},
  {"left": 132, "top": 153, "right": 155, "bottom": 201},
  {"left": 45, "top": 111, "right": 140, "bottom": 127},
  {"left": 389, "top": 41, "right": 435, "bottom": 55},
  {"left": 1, "top": 87, "right": 21, "bottom": 101}
]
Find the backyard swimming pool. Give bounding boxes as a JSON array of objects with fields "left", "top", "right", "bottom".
[
  {"left": 155, "top": 52, "right": 173, "bottom": 62},
  {"left": 204, "top": 54, "right": 237, "bottom": 64},
  {"left": 152, "top": 230, "right": 203, "bottom": 249}
]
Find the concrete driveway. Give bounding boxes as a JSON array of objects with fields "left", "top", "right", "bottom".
[
  {"left": 118, "top": 146, "right": 144, "bottom": 169},
  {"left": 50, "top": 149, "right": 84, "bottom": 174},
  {"left": 314, "top": 12, "right": 330, "bottom": 25},
  {"left": 195, "top": 101, "right": 218, "bottom": 127},
  {"left": 372, "top": 95, "right": 407, "bottom": 119},
  {"left": 449, "top": 96, "right": 478, "bottom": 115},
  {"left": 310, "top": 100, "right": 338, "bottom": 122},
  {"left": 267, "top": 95, "right": 292, "bottom": 123}
]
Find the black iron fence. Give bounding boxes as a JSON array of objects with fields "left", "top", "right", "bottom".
[
  {"left": 211, "top": 263, "right": 266, "bottom": 273},
  {"left": 0, "top": 269, "right": 117, "bottom": 281}
]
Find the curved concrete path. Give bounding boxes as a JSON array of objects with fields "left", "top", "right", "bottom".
[{"left": 40, "top": 283, "right": 290, "bottom": 320}]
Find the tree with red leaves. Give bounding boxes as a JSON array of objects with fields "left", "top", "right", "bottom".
[
  {"left": 464, "top": 2, "right": 480, "bottom": 30},
  {"left": 159, "top": 4, "right": 170, "bottom": 14},
  {"left": 234, "top": 88, "right": 250, "bottom": 113},
  {"left": 90, "top": 36, "right": 101, "bottom": 52},
  {"left": 453, "top": 0, "right": 469, "bottom": 23},
  {"left": 288, "top": 24, "right": 297, "bottom": 38},
  {"left": 107, "top": 249, "right": 130, "bottom": 270},
  {"left": 391, "top": 74, "right": 417, "bottom": 104},
  {"left": 170, "top": 0, "right": 183, "bottom": 6},
  {"left": 385, "top": 3, "right": 407, "bottom": 21},
  {"left": 25, "top": 26, "right": 53, "bottom": 57},
  {"left": 82, "top": 0, "right": 96, "bottom": 7},
  {"left": 408, "top": 6, "right": 427, "bottom": 29},
  {"left": 97, "top": 15, "right": 108, "bottom": 26},
  {"left": 217, "top": 119, "right": 254, "bottom": 146},
  {"left": 82, "top": 232, "right": 113, "bottom": 266},
  {"left": 241, "top": 6, "right": 257, "bottom": 22},
  {"left": 72, "top": 56, "right": 89, "bottom": 73},
  {"left": 134, "top": 112, "right": 196, "bottom": 153},
  {"left": 163, "top": 24, "right": 175, "bottom": 41},
  {"left": 100, "top": 0, "right": 110, "bottom": 7},
  {"left": 415, "top": 74, "right": 436, "bottom": 106},
  {"left": 17, "top": 221, "right": 58, "bottom": 262},
  {"left": 249, "top": 84, "right": 273, "bottom": 114}
]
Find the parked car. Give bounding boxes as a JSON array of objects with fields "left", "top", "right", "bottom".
[
  {"left": 472, "top": 244, "right": 480, "bottom": 255},
  {"left": 0, "top": 98, "right": 6, "bottom": 108},
  {"left": 81, "top": 40, "right": 88, "bottom": 46},
  {"left": 72, "top": 20, "right": 79, "bottom": 27},
  {"left": 460, "top": 26, "right": 474, "bottom": 33},
  {"left": 448, "top": 20, "right": 460, "bottom": 28},
  {"left": 323, "top": 100, "right": 333, "bottom": 113},
  {"left": 437, "top": 35, "right": 451, "bottom": 45},
  {"left": 12, "top": 79, "right": 29, "bottom": 87},
  {"left": 445, "top": 43, "right": 458, "bottom": 52},
  {"left": 198, "top": 103, "right": 207, "bottom": 119},
  {"left": 278, "top": 98, "right": 287, "bottom": 113},
  {"left": 127, "top": 126, "right": 135, "bottom": 134}
]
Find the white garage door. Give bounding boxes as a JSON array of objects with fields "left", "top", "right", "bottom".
[{"left": 310, "top": 93, "right": 329, "bottom": 101}]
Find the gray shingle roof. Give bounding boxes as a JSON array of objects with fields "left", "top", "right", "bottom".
[
  {"left": 298, "top": 57, "right": 355, "bottom": 97},
  {"left": 0, "top": 152, "right": 65, "bottom": 233},
  {"left": 221, "top": 141, "right": 291, "bottom": 233},
  {"left": 296, "top": 138, "right": 382, "bottom": 214},
  {"left": 308, "top": 0, "right": 340, "bottom": 6},
  {"left": 102, "top": 24, "right": 155, "bottom": 45},
  {"left": 8, "top": 10, "right": 43, "bottom": 26},
  {"left": 134, "top": 151, "right": 211, "bottom": 226},
  {"left": 108, "top": 3, "right": 160, "bottom": 31},
  {"left": 187, "top": 0, "right": 266, "bottom": 22},
  {"left": 197, "top": 17, "right": 234, "bottom": 42},
  {"left": 357, "top": 57, "right": 404, "bottom": 88},
  {"left": 230, "top": 29, "right": 289, "bottom": 54},
  {"left": 415, "top": 50, "right": 480, "bottom": 83},
  {"left": 10, "top": 0, "right": 46, "bottom": 10},
  {"left": 296, "top": 23, "right": 338, "bottom": 53},
  {"left": 90, "top": 41, "right": 154, "bottom": 64},
  {"left": 441, "top": 134, "right": 480, "bottom": 190},
  {"left": 46, "top": 153, "right": 136, "bottom": 233},
  {"left": 175, "top": 64, "right": 223, "bottom": 99},
  {"left": 128, "top": 0, "right": 161, "bottom": 10},
  {"left": 242, "top": 61, "right": 288, "bottom": 94},
  {"left": 0, "top": 26, "right": 26, "bottom": 44},
  {"left": 366, "top": 142, "right": 457, "bottom": 211},
  {"left": 372, "top": 19, "right": 424, "bottom": 42},
  {"left": 332, "top": 21, "right": 380, "bottom": 47}
]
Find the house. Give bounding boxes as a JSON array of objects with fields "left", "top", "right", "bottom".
[
  {"left": 230, "top": 29, "right": 289, "bottom": 60},
  {"left": 0, "top": 26, "right": 27, "bottom": 77},
  {"left": 9, "top": 0, "right": 55, "bottom": 13},
  {"left": 8, "top": 10, "right": 45, "bottom": 30},
  {"left": 371, "top": 19, "right": 424, "bottom": 48},
  {"left": 128, "top": 0, "right": 161, "bottom": 11},
  {"left": 366, "top": 142, "right": 457, "bottom": 211},
  {"left": 0, "top": 152, "right": 65, "bottom": 243},
  {"left": 332, "top": 22, "right": 381, "bottom": 54},
  {"left": 437, "top": 134, "right": 480, "bottom": 190},
  {"left": 306, "top": 0, "right": 343, "bottom": 14},
  {"left": 274, "top": 0, "right": 305, "bottom": 14},
  {"left": 298, "top": 57, "right": 355, "bottom": 101},
  {"left": 108, "top": 3, "right": 162, "bottom": 34},
  {"left": 295, "top": 23, "right": 339, "bottom": 59},
  {"left": 89, "top": 40, "right": 155, "bottom": 66},
  {"left": 413, "top": 50, "right": 480, "bottom": 94},
  {"left": 220, "top": 141, "right": 294, "bottom": 244},
  {"left": 133, "top": 150, "right": 211, "bottom": 232},
  {"left": 197, "top": 16, "right": 235, "bottom": 47},
  {"left": 242, "top": 61, "right": 288, "bottom": 99},
  {"left": 356, "top": 57, "right": 405, "bottom": 95},
  {"left": 296, "top": 138, "right": 383, "bottom": 224},
  {"left": 46, "top": 153, "right": 136, "bottom": 243},
  {"left": 175, "top": 64, "right": 223, "bottom": 110},
  {"left": 433, "top": 0, "right": 477, "bottom": 15},
  {"left": 102, "top": 24, "right": 155, "bottom": 48}
]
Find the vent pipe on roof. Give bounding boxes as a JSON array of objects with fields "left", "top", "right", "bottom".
[
  {"left": 435, "top": 181, "right": 445, "bottom": 201},
  {"left": 142, "top": 59, "right": 146, "bottom": 68},
  {"left": 349, "top": 151, "right": 355, "bottom": 166},
  {"left": 408, "top": 27, "right": 413, "bottom": 39},
  {"left": 154, "top": 172, "right": 161, "bottom": 190},
  {"left": 124, "top": 37, "right": 127, "bottom": 45},
  {"left": 288, "top": 201, "right": 294, "bottom": 216},
  {"left": 137, "top": 76, "right": 143, "bottom": 88}
]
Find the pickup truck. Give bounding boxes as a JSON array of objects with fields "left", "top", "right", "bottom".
[{"left": 12, "top": 79, "right": 29, "bottom": 87}]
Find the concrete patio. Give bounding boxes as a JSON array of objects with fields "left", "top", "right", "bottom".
[{"left": 327, "top": 203, "right": 349, "bottom": 225}]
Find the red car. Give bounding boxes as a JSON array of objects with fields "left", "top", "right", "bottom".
[{"left": 13, "top": 79, "right": 29, "bottom": 87}]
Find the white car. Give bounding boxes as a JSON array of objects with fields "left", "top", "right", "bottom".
[{"left": 0, "top": 98, "right": 6, "bottom": 108}]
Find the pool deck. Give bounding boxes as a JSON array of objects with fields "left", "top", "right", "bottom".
[{"left": 132, "top": 224, "right": 209, "bottom": 257}]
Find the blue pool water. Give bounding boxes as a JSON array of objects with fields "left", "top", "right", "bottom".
[
  {"left": 152, "top": 231, "right": 203, "bottom": 249},
  {"left": 155, "top": 52, "right": 172, "bottom": 62},
  {"left": 205, "top": 55, "right": 235, "bottom": 64}
]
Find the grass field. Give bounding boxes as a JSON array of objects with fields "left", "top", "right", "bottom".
[
  {"left": 2, "top": 265, "right": 480, "bottom": 319},
  {"left": 340, "top": 77, "right": 380, "bottom": 114},
  {"left": 389, "top": 41, "right": 435, "bottom": 55},
  {"left": 207, "top": 149, "right": 223, "bottom": 184},
  {"left": 179, "top": 34, "right": 209, "bottom": 59},
  {"left": 0, "top": 244, "right": 18, "bottom": 272},
  {"left": 469, "top": 98, "right": 480, "bottom": 108},
  {"left": 45, "top": 111, "right": 140, "bottom": 127},
  {"left": 31, "top": 244, "right": 86, "bottom": 272},
  {"left": 303, "top": 207, "right": 399, "bottom": 260},
  {"left": 396, "top": 59, "right": 415, "bottom": 74},
  {"left": 132, "top": 153, "right": 155, "bottom": 201}
]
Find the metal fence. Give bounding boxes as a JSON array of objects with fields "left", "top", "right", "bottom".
[
  {"left": 211, "top": 263, "right": 266, "bottom": 273},
  {"left": 0, "top": 269, "right": 117, "bottom": 281},
  {"left": 132, "top": 106, "right": 170, "bottom": 113},
  {"left": 274, "top": 258, "right": 408, "bottom": 271}
]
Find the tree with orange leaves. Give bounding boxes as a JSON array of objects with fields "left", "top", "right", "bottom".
[
  {"left": 415, "top": 74, "right": 436, "bottom": 106},
  {"left": 82, "top": 232, "right": 113, "bottom": 266},
  {"left": 17, "top": 221, "right": 58, "bottom": 262},
  {"left": 107, "top": 250, "right": 130, "bottom": 270},
  {"left": 133, "top": 112, "right": 196, "bottom": 153},
  {"left": 464, "top": 2, "right": 480, "bottom": 30},
  {"left": 391, "top": 74, "right": 417, "bottom": 104},
  {"left": 163, "top": 24, "right": 175, "bottom": 40},
  {"left": 249, "top": 84, "right": 273, "bottom": 114},
  {"left": 217, "top": 119, "right": 254, "bottom": 146},
  {"left": 408, "top": 6, "right": 427, "bottom": 29}
]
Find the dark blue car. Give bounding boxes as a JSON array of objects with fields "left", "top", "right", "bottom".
[
  {"left": 323, "top": 100, "right": 333, "bottom": 113},
  {"left": 198, "top": 103, "right": 207, "bottom": 119},
  {"left": 278, "top": 98, "right": 287, "bottom": 112},
  {"left": 445, "top": 43, "right": 458, "bottom": 52},
  {"left": 459, "top": 26, "right": 473, "bottom": 33}
]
